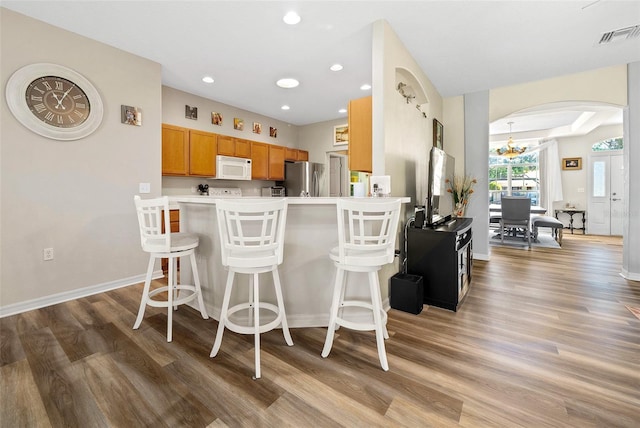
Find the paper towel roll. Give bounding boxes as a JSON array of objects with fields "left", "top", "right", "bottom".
[{"left": 350, "top": 182, "right": 365, "bottom": 197}]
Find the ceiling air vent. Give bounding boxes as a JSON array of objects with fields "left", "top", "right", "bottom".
[{"left": 598, "top": 24, "right": 640, "bottom": 44}]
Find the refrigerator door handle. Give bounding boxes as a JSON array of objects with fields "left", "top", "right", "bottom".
[{"left": 313, "top": 170, "right": 319, "bottom": 197}]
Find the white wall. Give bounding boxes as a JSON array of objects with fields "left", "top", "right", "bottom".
[
  {"left": 373, "top": 20, "right": 443, "bottom": 205},
  {"left": 1, "top": 9, "right": 162, "bottom": 313},
  {"left": 556, "top": 124, "right": 623, "bottom": 213}
]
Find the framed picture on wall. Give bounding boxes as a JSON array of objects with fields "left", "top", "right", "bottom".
[
  {"left": 185, "top": 105, "right": 198, "bottom": 120},
  {"left": 333, "top": 124, "right": 348, "bottom": 146},
  {"left": 562, "top": 157, "right": 582, "bottom": 170},
  {"left": 433, "top": 119, "right": 443, "bottom": 149}
]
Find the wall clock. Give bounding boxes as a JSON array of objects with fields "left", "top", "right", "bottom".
[{"left": 5, "top": 63, "right": 104, "bottom": 140}]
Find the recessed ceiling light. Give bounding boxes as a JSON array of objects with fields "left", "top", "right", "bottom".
[
  {"left": 338, "top": 108, "right": 347, "bottom": 114},
  {"left": 281, "top": 105, "right": 290, "bottom": 110},
  {"left": 360, "top": 84, "right": 372, "bottom": 90},
  {"left": 276, "top": 78, "right": 299, "bottom": 88},
  {"left": 202, "top": 76, "right": 214, "bottom": 83},
  {"left": 330, "top": 64, "right": 343, "bottom": 72},
  {"left": 283, "top": 11, "right": 301, "bottom": 25}
]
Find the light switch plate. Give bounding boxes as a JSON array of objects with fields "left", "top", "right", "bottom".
[{"left": 139, "top": 182, "right": 151, "bottom": 193}]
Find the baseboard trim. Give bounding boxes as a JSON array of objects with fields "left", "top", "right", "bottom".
[
  {"left": 0, "top": 270, "right": 163, "bottom": 318},
  {"left": 620, "top": 269, "right": 640, "bottom": 282}
]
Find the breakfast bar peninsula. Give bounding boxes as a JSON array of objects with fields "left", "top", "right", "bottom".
[{"left": 170, "top": 196, "right": 411, "bottom": 328}]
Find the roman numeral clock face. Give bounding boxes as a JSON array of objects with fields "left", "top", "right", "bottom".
[
  {"left": 6, "top": 63, "right": 103, "bottom": 140},
  {"left": 26, "top": 76, "right": 90, "bottom": 128}
]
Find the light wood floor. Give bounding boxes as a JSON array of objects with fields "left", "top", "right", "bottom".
[{"left": 1, "top": 234, "right": 639, "bottom": 427}]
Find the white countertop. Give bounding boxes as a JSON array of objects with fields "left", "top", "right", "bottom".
[{"left": 169, "top": 195, "right": 412, "bottom": 205}]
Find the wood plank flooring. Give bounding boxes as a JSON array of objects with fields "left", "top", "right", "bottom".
[{"left": 1, "top": 233, "right": 639, "bottom": 427}]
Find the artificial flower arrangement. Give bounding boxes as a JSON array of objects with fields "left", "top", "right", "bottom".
[{"left": 446, "top": 175, "right": 477, "bottom": 217}]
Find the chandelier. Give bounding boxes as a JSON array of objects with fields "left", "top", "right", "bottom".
[{"left": 496, "top": 122, "right": 526, "bottom": 158}]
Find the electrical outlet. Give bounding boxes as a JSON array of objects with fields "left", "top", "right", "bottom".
[{"left": 43, "top": 248, "right": 54, "bottom": 261}]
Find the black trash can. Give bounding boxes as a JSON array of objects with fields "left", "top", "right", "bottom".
[{"left": 390, "top": 273, "right": 424, "bottom": 315}]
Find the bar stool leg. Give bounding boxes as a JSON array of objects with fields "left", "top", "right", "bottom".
[
  {"left": 133, "top": 256, "right": 156, "bottom": 330},
  {"left": 190, "top": 252, "right": 209, "bottom": 319},
  {"left": 167, "top": 256, "right": 175, "bottom": 342},
  {"left": 322, "top": 267, "right": 345, "bottom": 358},
  {"left": 272, "top": 268, "right": 293, "bottom": 346},
  {"left": 369, "top": 271, "right": 389, "bottom": 371},
  {"left": 211, "top": 271, "right": 235, "bottom": 357},
  {"left": 253, "top": 273, "right": 261, "bottom": 379}
]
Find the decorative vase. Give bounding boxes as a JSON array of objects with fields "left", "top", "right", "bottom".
[{"left": 454, "top": 203, "right": 465, "bottom": 218}]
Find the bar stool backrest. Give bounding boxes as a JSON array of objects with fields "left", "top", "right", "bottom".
[
  {"left": 335, "top": 198, "right": 402, "bottom": 267},
  {"left": 215, "top": 198, "right": 288, "bottom": 269},
  {"left": 134, "top": 195, "right": 171, "bottom": 253}
]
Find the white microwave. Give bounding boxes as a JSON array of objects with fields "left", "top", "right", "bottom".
[{"left": 215, "top": 155, "right": 252, "bottom": 180}]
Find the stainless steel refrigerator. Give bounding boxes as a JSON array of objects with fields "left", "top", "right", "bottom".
[{"left": 283, "top": 161, "right": 324, "bottom": 197}]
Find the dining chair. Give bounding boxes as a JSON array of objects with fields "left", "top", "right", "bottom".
[{"left": 500, "top": 196, "right": 532, "bottom": 248}]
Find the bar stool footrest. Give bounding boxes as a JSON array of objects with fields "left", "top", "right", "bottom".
[
  {"left": 224, "top": 302, "right": 284, "bottom": 335},
  {"left": 335, "top": 300, "right": 388, "bottom": 332},
  {"left": 145, "top": 285, "right": 200, "bottom": 308}
]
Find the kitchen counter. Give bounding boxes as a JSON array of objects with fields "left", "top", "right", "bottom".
[{"left": 170, "top": 195, "right": 411, "bottom": 328}]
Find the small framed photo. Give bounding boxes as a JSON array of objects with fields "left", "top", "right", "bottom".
[
  {"left": 253, "top": 122, "right": 262, "bottom": 134},
  {"left": 185, "top": 105, "right": 198, "bottom": 120},
  {"left": 269, "top": 127, "right": 277, "bottom": 138},
  {"left": 433, "top": 118, "right": 443, "bottom": 149},
  {"left": 562, "top": 157, "right": 582, "bottom": 170},
  {"left": 233, "top": 118, "right": 244, "bottom": 131},
  {"left": 211, "top": 112, "right": 223, "bottom": 126},
  {"left": 121, "top": 105, "right": 141, "bottom": 126},
  {"left": 333, "top": 124, "right": 348, "bottom": 146}
]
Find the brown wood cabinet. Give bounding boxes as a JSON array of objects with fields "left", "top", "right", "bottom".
[
  {"left": 285, "top": 148, "right": 309, "bottom": 162},
  {"left": 251, "top": 141, "right": 269, "bottom": 180},
  {"left": 285, "top": 147, "right": 298, "bottom": 161},
  {"left": 217, "top": 135, "right": 251, "bottom": 158},
  {"left": 162, "top": 123, "right": 303, "bottom": 180},
  {"left": 269, "top": 145, "right": 285, "bottom": 180},
  {"left": 348, "top": 96, "right": 372, "bottom": 173},
  {"left": 189, "top": 129, "right": 217, "bottom": 176},
  {"left": 162, "top": 124, "right": 189, "bottom": 175}
]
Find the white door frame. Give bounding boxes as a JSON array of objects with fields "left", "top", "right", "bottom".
[
  {"left": 587, "top": 150, "right": 624, "bottom": 235},
  {"left": 327, "top": 152, "right": 349, "bottom": 197}
]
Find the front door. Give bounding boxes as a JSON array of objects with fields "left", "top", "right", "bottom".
[{"left": 587, "top": 152, "right": 624, "bottom": 235}]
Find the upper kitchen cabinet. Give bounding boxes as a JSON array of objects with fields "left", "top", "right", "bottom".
[
  {"left": 269, "top": 145, "right": 285, "bottom": 180},
  {"left": 285, "top": 148, "right": 309, "bottom": 161},
  {"left": 251, "top": 142, "right": 285, "bottom": 180},
  {"left": 218, "top": 135, "right": 251, "bottom": 158},
  {"left": 162, "top": 124, "right": 189, "bottom": 175},
  {"left": 348, "top": 96, "right": 372, "bottom": 173},
  {"left": 189, "top": 129, "right": 217, "bottom": 176},
  {"left": 251, "top": 141, "right": 269, "bottom": 180}
]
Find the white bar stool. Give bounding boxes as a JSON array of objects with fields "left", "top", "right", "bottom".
[
  {"left": 321, "top": 198, "right": 402, "bottom": 371},
  {"left": 210, "top": 198, "right": 293, "bottom": 379},
  {"left": 133, "top": 196, "right": 208, "bottom": 342}
]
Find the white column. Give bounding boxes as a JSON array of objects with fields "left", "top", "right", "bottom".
[
  {"left": 622, "top": 62, "right": 640, "bottom": 280},
  {"left": 464, "top": 91, "right": 490, "bottom": 260}
]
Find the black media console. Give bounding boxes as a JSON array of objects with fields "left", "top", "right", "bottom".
[{"left": 406, "top": 217, "right": 473, "bottom": 311}]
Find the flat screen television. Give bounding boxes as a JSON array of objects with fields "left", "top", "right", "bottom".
[{"left": 426, "top": 146, "right": 455, "bottom": 227}]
